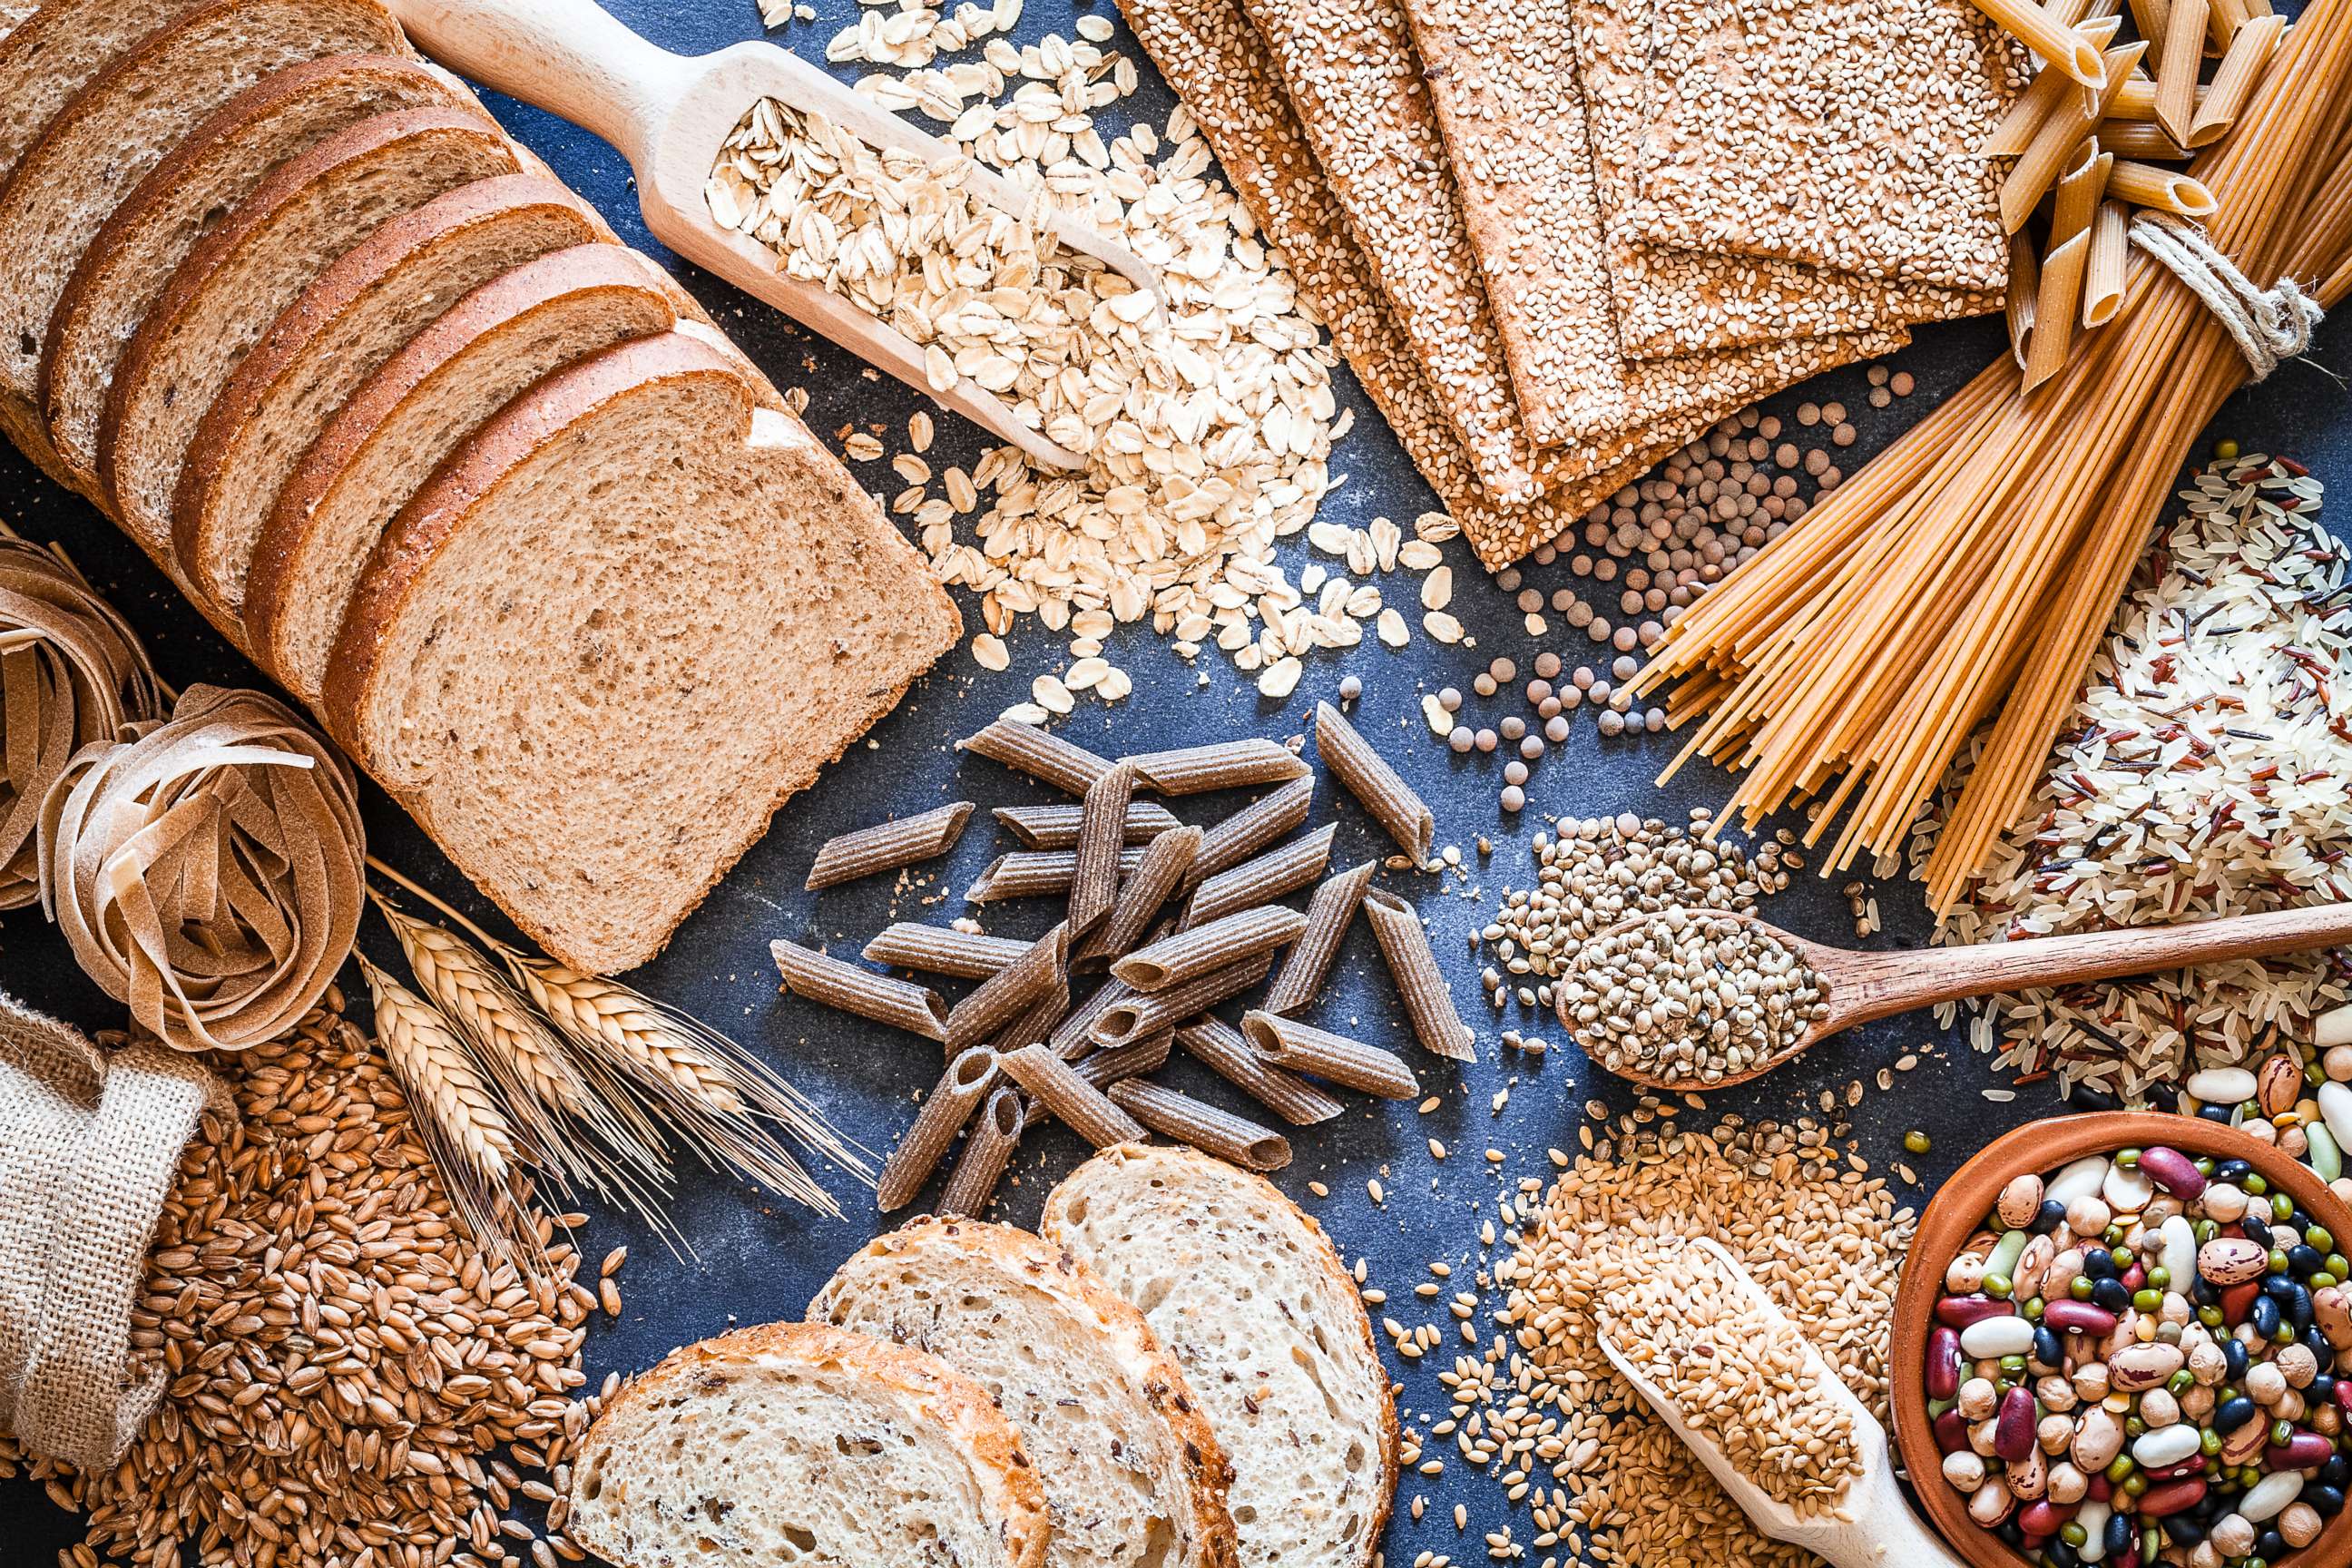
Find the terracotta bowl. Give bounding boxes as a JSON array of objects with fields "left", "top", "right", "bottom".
[{"left": 1892, "top": 1112, "right": 2352, "bottom": 1568}]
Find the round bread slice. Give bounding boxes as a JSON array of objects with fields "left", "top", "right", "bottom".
[
  {"left": 41, "top": 54, "right": 465, "bottom": 492},
  {"left": 568, "top": 1320, "right": 1049, "bottom": 1568},
  {"left": 812, "top": 1216, "right": 1242, "bottom": 1568},
  {"left": 322, "top": 330, "right": 961, "bottom": 973},
  {"left": 100, "top": 105, "right": 521, "bottom": 572},
  {"left": 245, "top": 243, "right": 682, "bottom": 703},
  {"left": 1040, "top": 1144, "right": 1400, "bottom": 1568},
  {"left": 0, "top": 0, "right": 406, "bottom": 421},
  {"left": 171, "top": 175, "right": 612, "bottom": 622}
]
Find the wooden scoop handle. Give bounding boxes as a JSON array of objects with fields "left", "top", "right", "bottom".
[{"left": 384, "top": 0, "right": 693, "bottom": 164}]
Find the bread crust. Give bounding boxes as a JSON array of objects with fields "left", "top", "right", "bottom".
[
  {"left": 40, "top": 52, "right": 459, "bottom": 490},
  {"left": 244, "top": 240, "right": 673, "bottom": 692},
  {"left": 813, "top": 1215, "right": 1244, "bottom": 1568},
  {"left": 570, "top": 1318, "right": 1049, "bottom": 1568},
  {"left": 169, "top": 172, "right": 603, "bottom": 614},
  {"left": 1042, "top": 1143, "right": 1402, "bottom": 1568}
]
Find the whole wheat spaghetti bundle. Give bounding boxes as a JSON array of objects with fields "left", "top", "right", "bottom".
[{"left": 1632, "top": 1, "right": 2352, "bottom": 914}]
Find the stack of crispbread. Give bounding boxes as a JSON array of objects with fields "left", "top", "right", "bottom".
[{"left": 1122, "top": 0, "right": 2023, "bottom": 569}]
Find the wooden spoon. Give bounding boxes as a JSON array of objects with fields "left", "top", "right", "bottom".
[
  {"left": 1561, "top": 901, "right": 2352, "bottom": 1091},
  {"left": 383, "top": 0, "right": 1163, "bottom": 469},
  {"left": 1594, "top": 1235, "right": 1966, "bottom": 1568}
]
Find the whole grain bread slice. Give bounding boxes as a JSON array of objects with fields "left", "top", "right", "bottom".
[
  {"left": 41, "top": 54, "right": 466, "bottom": 493},
  {"left": 172, "top": 174, "right": 610, "bottom": 621},
  {"left": 0, "top": 0, "right": 406, "bottom": 428},
  {"left": 101, "top": 105, "right": 522, "bottom": 571},
  {"left": 567, "top": 1320, "right": 1049, "bottom": 1568},
  {"left": 812, "top": 1216, "right": 1241, "bottom": 1568},
  {"left": 0, "top": 0, "right": 237, "bottom": 191},
  {"left": 323, "top": 331, "right": 959, "bottom": 974},
  {"left": 1041, "top": 1144, "right": 1398, "bottom": 1568},
  {"left": 247, "top": 242, "right": 681, "bottom": 702}
]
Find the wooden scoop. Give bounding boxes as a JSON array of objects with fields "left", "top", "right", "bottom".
[
  {"left": 1563, "top": 901, "right": 2352, "bottom": 1092},
  {"left": 1594, "top": 1236, "right": 1966, "bottom": 1568},
  {"left": 383, "top": 0, "right": 1163, "bottom": 468}
]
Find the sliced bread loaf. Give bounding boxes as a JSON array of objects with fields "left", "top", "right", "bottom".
[
  {"left": 568, "top": 1320, "right": 1049, "bottom": 1568},
  {"left": 321, "top": 331, "right": 960, "bottom": 973},
  {"left": 0, "top": 0, "right": 406, "bottom": 423},
  {"left": 0, "top": 0, "right": 234, "bottom": 188},
  {"left": 246, "top": 243, "right": 682, "bottom": 703},
  {"left": 42, "top": 54, "right": 464, "bottom": 491},
  {"left": 101, "top": 105, "right": 522, "bottom": 566},
  {"left": 1040, "top": 1145, "right": 1399, "bottom": 1568},
  {"left": 171, "top": 174, "right": 609, "bottom": 621},
  {"left": 812, "top": 1217, "right": 1241, "bottom": 1568}
]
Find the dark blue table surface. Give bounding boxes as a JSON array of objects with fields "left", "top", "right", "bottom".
[{"left": 3, "top": 1, "right": 2348, "bottom": 1561}]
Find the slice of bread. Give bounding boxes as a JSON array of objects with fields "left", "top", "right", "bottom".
[
  {"left": 42, "top": 54, "right": 464, "bottom": 491},
  {"left": 0, "top": 0, "right": 230, "bottom": 188},
  {"left": 0, "top": 0, "right": 406, "bottom": 422},
  {"left": 568, "top": 1320, "right": 1050, "bottom": 1568},
  {"left": 247, "top": 243, "right": 681, "bottom": 702},
  {"left": 321, "top": 331, "right": 960, "bottom": 973},
  {"left": 812, "top": 1216, "right": 1242, "bottom": 1568},
  {"left": 172, "top": 175, "right": 609, "bottom": 621},
  {"left": 1040, "top": 1145, "right": 1399, "bottom": 1568},
  {"left": 101, "top": 105, "right": 521, "bottom": 566}
]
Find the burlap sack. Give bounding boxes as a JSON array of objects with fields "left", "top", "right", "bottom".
[{"left": 0, "top": 992, "right": 223, "bottom": 1470}]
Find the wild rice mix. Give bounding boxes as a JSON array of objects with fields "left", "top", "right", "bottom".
[
  {"left": 0, "top": 1001, "right": 615, "bottom": 1568},
  {"left": 1921, "top": 455, "right": 2352, "bottom": 1103}
]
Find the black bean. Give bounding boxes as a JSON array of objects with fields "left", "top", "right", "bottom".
[
  {"left": 2306, "top": 1483, "right": 2346, "bottom": 1516},
  {"left": 2218, "top": 1159, "right": 2255, "bottom": 1184},
  {"left": 2259, "top": 1529, "right": 2286, "bottom": 1560},
  {"left": 2032, "top": 1326, "right": 2063, "bottom": 1371},
  {"left": 2092, "top": 1278, "right": 2132, "bottom": 1312},
  {"left": 2250, "top": 1292, "right": 2282, "bottom": 1339},
  {"left": 2290, "top": 1243, "right": 2327, "bottom": 1276},
  {"left": 2216, "top": 1395, "right": 2259, "bottom": 1433},
  {"left": 2224, "top": 1338, "right": 2252, "bottom": 1381},
  {"left": 2105, "top": 1511, "right": 2135, "bottom": 1557},
  {"left": 2034, "top": 1199, "right": 2067, "bottom": 1234},
  {"left": 2083, "top": 1250, "right": 2117, "bottom": 1280}
]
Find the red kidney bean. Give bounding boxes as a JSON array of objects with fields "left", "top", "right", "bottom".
[
  {"left": 1995, "top": 1387, "right": 2037, "bottom": 1463},
  {"left": 2087, "top": 1474, "right": 2112, "bottom": 1504},
  {"left": 1936, "top": 1293, "right": 2014, "bottom": 1328},
  {"left": 2018, "top": 1500, "right": 2076, "bottom": 1538},
  {"left": 2223, "top": 1281, "right": 2261, "bottom": 1325},
  {"left": 2337, "top": 1381, "right": 2352, "bottom": 1413},
  {"left": 2138, "top": 1476, "right": 2209, "bottom": 1517},
  {"left": 2268, "top": 1434, "right": 2335, "bottom": 1471},
  {"left": 2145, "top": 1456, "right": 2208, "bottom": 1482},
  {"left": 2120, "top": 1262, "right": 2145, "bottom": 1292},
  {"left": 2137, "top": 1144, "right": 2206, "bottom": 1199},
  {"left": 1935, "top": 1409, "right": 1971, "bottom": 1454},
  {"left": 1926, "top": 1326, "right": 1964, "bottom": 1400},
  {"left": 2043, "top": 1300, "right": 2119, "bottom": 1336}
]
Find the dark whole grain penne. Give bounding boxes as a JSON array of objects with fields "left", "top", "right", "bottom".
[
  {"left": 862, "top": 923, "right": 1031, "bottom": 980},
  {"left": 1363, "top": 888, "right": 1475, "bottom": 1061},
  {"left": 877, "top": 1046, "right": 1002, "bottom": 1210},
  {"left": 1262, "top": 860, "right": 1377, "bottom": 1015},
  {"left": 1112, "top": 906, "right": 1308, "bottom": 992},
  {"left": 1314, "top": 700, "right": 1435, "bottom": 862},
  {"left": 805, "top": 801, "right": 975, "bottom": 890},
  {"left": 771, "top": 939, "right": 950, "bottom": 1041},
  {"left": 1047, "top": 976, "right": 1132, "bottom": 1058},
  {"left": 965, "top": 847, "right": 1148, "bottom": 902},
  {"left": 984, "top": 977, "right": 1071, "bottom": 1055},
  {"left": 1240, "top": 1009, "right": 1418, "bottom": 1099},
  {"left": 1073, "top": 824, "right": 1202, "bottom": 965},
  {"left": 957, "top": 719, "right": 1113, "bottom": 796},
  {"left": 1189, "top": 776, "right": 1314, "bottom": 885},
  {"left": 1173, "top": 1017, "right": 1345, "bottom": 1125},
  {"left": 944, "top": 922, "right": 1070, "bottom": 1052},
  {"left": 992, "top": 800, "right": 1183, "bottom": 849},
  {"left": 1073, "top": 1029, "right": 1171, "bottom": 1087},
  {"left": 1182, "top": 822, "right": 1337, "bottom": 928},
  {"left": 1000, "top": 1043, "right": 1146, "bottom": 1148},
  {"left": 1126, "top": 737, "right": 1309, "bottom": 795},
  {"left": 1067, "top": 761, "right": 1136, "bottom": 936},
  {"left": 936, "top": 1084, "right": 1026, "bottom": 1217},
  {"left": 1088, "top": 950, "right": 1272, "bottom": 1049},
  {"left": 1107, "top": 1079, "right": 1292, "bottom": 1171}
]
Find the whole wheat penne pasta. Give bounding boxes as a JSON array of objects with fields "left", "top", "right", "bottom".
[
  {"left": 1361, "top": 889, "right": 1475, "bottom": 1061},
  {"left": 1049, "top": 976, "right": 1133, "bottom": 1057},
  {"left": 771, "top": 939, "right": 950, "bottom": 1041},
  {"left": 2189, "top": 11, "right": 2286, "bottom": 145},
  {"left": 806, "top": 801, "right": 975, "bottom": 890},
  {"left": 984, "top": 971, "right": 1072, "bottom": 1054},
  {"left": 992, "top": 800, "right": 1183, "bottom": 849},
  {"left": 1314, "top": 701, "right": 1435, "bottom": 862},
  {"left": 1189, "top": 776, "right": 1315, "bottom": 885},
  {"left": 1112, "top": 906, "right": 1308, "bottom": 992},
  {"left": 2097, "top": 122, "right": 2190, "bottom": 160},
  {"left": 877, "top": 1046, "right": 1001, "bottom": 1210},
  {"left": 1126, "top": 738, "right": 1308, "bottom": 795},
  {"left": 2023, "top": 230, "right": 2091, "bottom": 392},
  {"left": 1964, "top": 0, "right": 2107, "bottom": 86},
  {"left": 2206, "top": 0, "right": 2248, "bottom": 50},
  {"left": 1067, "top": 761, "right": 1136, "bottom": 936},
  {"left": 1075, "top": 825, "right": 1204, "bottom": 965},
  {"left": 1183, "top": 823, "right": 1338, "bottom": 929},
  {"left": 1263, "top": 860, "right": 1377, "bottom": 1015},
  {"left": 2007, "top": 231, "right": 2040, "bottom": 368},
  {"left": 1107, "top": 1079, "right": 1292, "bottom": 1171},
  {"left": 1982, "top": 57, "right": 2078, "bottom": 156},
  {"left": 2126, "top": 0, "right": 2169, "bottom": 54},
  {"left": 2104, "top": 74, "right": 2206, "bottom": 121},
  {"left": 1001, "top": 1043, "right": 1146, "bottom": 1147},
  {"left": 2105, "top": 159, "right": 2216, "bottom": 214},
  {"left": 966, "top": 847, "right": 1148, "bottom": 901},
  {"left": 958, "top": 720, "right": 1112, "bottom": 796},
  {"left": 863, "top": 922, "right": 1030, "bottom": 979},
  {"left": 1240, "top": 1010, "right": 1417, "bottom": 1099},
  {"left": 2154, "top": 0, "right": 2208, "bottom": 142},
  {"left": 2051, "top": 145, "right": 2112, "bottom": 243},
  {"left": 1073, "top": 1029, "right": 1172, "bottom": 1087},
  {"left": 1090, "top": 951, "right": 1273, "bottom": 1049},
  {"left": 945, "top": 922, "right": 1071, "bottom": 1051},
  {"left": 936, "top": 1085, "right": 1025, "bottom": 1217},
  {"left": 2082, "top": 200, "right": 2132, "bottom": 325},
  {"left": 2001, "top": 39, "right": 2144, "bottom": 232},
  {"left": 1173, "top": 1017, "right": 1345, "bottom": 1124}
]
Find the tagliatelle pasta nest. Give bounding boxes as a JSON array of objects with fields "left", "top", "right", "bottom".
[{"left": 38, "top": 684, "right": 364, "bottom": 1052}]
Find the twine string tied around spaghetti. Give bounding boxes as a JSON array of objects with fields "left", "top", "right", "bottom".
[{"left": 2132, "top": 211, "right": 2324, "bottom": 380}]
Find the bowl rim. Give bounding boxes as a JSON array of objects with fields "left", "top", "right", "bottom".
[{"left": 1891, "top": 1110, "right": 2352, "bottom": 1568}]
